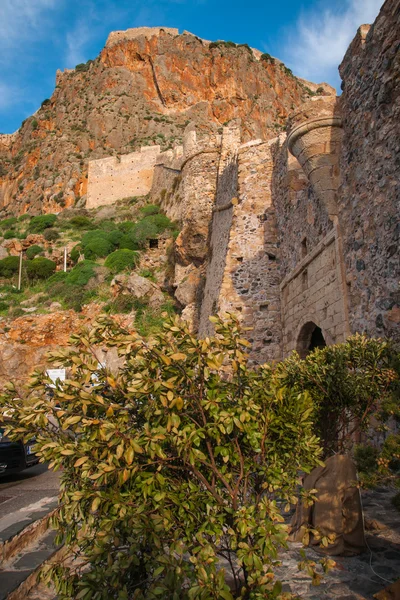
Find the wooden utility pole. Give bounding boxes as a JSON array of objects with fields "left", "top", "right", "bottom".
[{"left": 17, "top": 251, "right": 23, "bottom": 291}]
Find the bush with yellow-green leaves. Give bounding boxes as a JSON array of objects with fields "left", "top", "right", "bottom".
[{"left": 0, "top": 314, "right": 330, "bottom": 600}]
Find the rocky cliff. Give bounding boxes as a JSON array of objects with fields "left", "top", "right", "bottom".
[{"left": 0, "top": 27, "right": 332, "bottom": 216}]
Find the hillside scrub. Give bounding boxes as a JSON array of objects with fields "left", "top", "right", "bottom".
[
  {"left": 0, "top": 314, "right": 336, "bottom": 600},
  {"left": 26, "top": 257, "right": 57, "bottom": 281},
  {"left": 104, "top": 249, "right": 139, "bottom": 273}
]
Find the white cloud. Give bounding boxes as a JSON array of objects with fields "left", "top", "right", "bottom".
[
  {"left": 278, "top": 0, "right": 383, "bottom": 87},
  {"left": 65, "top": 19, "right": 93, "bottom": 68},
  {"left": 0, "top": 0, "right": 58, "bottom": 48}
]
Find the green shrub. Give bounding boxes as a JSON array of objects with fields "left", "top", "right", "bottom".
[
  {"left": 276, "top": 334, "right": 399, "bottom": 456},
  {"left": 118, "top": 233, "right": 139, "bottom": 251},
  {"left": 66, "top": 260, "right": 98, "bottom": 286},
  {"left": 81, "top": 230, "right": 109, "bottom": 246},
  {"left": 96, "top": 219, "right": 117, "bottom": 232},
  {"left": 68, "top": 216, "right": 95, "bottom": 230},
  {"left": 41, "top": 98, "right": 51, "bottom": 108},
  {"left": 26, "top": 245, "right": 44, "bottom": 260},
  {"left": 354, "top": 444, "right": 379, "bottom": 474},
  {"left": 83, "top": 237, "right": 114, "bottom": 260},
  {"left": 104, "top": 249, "right": 139, "bottom": 273},
  {"left": 0, "top": 256, "right": 19, "bottom": 278},
  {"left": 29, "top": 214, "right": 57, "bottom": 233},
  {"left": 47, "top": 271, "right": 68, "bottom": 284},
  {"left": 117, "top": 221, "right": 136, "bottom": 234},
  {"left": 43, "top": 228, "right": 60, "bottom": 242},
  {"left": 107, "top": 229, "right": 123, "bottom": 247},
  {"left": 3, "top": 230, "right": 16, "bottom": 239},
  {"left": 0, "top": 314, "right": 327, "bottom": 599},
  {"left": 31, "top": 119, "right": 38, "bottom": 130},
  {"left": 18, "top": 214, "right": 30, "bottom": 222},
  {"left": 0, "top": 301, "right": 8, "bottom": 312},
  {"left": 260, "top": 53, "right": 275, "bottom": 64},
  {"left": 70, "top": 245, "right": 83, "bottom": 263},
  {"left": 26, "top": 257, "right": 56, "bottom": 280},
  {"left": 139, "top": 204, "right": 160, "bottom": 216},
  {"left": 0, "top": 217, "right": 17, "bottom": 230}
]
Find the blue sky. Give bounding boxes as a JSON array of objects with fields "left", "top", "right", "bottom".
[{"left": 0, "top": 0, "right": 383, "bottom": 134}]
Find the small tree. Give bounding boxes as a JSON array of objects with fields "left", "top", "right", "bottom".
[
  {"left": 276, "top": 334, "right": 399, "bottom": 456},
  {"left": 0, "top": 314, "right": 327, "bottom": 600}
]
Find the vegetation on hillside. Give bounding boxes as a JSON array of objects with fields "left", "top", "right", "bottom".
[{"left": 0, "top": 199, "right": 180, "bottom": 332}]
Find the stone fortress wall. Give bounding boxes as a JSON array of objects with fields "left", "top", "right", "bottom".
[{"left": 85, "top": 0, "right": 399, "bottom": 362}]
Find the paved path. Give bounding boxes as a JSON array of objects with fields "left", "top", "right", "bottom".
[{"left": 277, "top": 488, "right": 400, "bottom": 599}]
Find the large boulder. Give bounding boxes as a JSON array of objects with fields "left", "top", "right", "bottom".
[
  {"left": 111, "top": 273, "right": 164, "bottom": 309},
  {"left": 290, "top": 454, "right": 366, "bottom": 556}
]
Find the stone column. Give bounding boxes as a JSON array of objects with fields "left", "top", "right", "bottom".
[{"left": 287, "top": 97, "right": 342, "bottom": 218}]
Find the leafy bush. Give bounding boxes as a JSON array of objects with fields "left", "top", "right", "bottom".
[
  {"left": 68, "top": 216, "right": 95, "bottom": 230},
  {"left": 96, "top": 219, "right": 117, "bottom": 232},
  {"left": 260, "top": 53, "right": 275, "bottom": 64},
  {"left": 66, "top": 260, "right": 98, "bottom": 287},
  {"left": 104, "top": 249, "right": 139, "bottom": 273},
  {"left": 26, "top": 245, "right": 44, "bottom": 259},
  {"left": 43, "top": 228, "right": 60, "bottom": 242},
  {"left": 0, "top": 217, "right": 17, "bottom": 230},
  {"left": 277, "top": 335, "right": 399, "bottom": 456},
  {"left": 0, "top": 256, "right": 19, "bottom": 278},
  {"left": 118, "top": 233, "right": 139, "bottom": 251},
  {"left": 354, "top": 444, "right": 379, "bottom": 474},
  {"left": 47, "top": 271, "right": 68, "bottom": 284},
  {"left": 83, "top": 237, "right": 114, "bottom": 260},
  {"left": 117, "top": 221, "right": 136, "bottom": 234},
  {"left": 3, "top": 230, "right": 16, "bottom": 239},
  {"left": 29, "top": 214, "right": 57, "bottom": 233},
  {"left": 131, "top": 219, "right": 159, "bottom": 246},
  {"left": 0, "top": 314, "right": 327, "bottom": 599},
  {"left": 107, "top": 229, "right": 123, "bottom": 247},
  {"left": 26, "top": 257, "right": 56, "bottom": 280},
  {"left": 0, "top": 301, "right": 8, "bottom": 312},
  {"left": 140, "top": 204, "right": 160, "bottom": 216},
  {"left": 70, "top": 245, "right": 82, "bottom": 263}
]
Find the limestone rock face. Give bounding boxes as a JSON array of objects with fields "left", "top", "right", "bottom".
[
  {"left": 0, "top": 28, "right": 320, "bottom": 217},
  {"left": 111, "top": 273, "right": 165, "bottom": 308}
]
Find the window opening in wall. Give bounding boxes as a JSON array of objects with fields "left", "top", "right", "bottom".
[
  {"left": 149, "top": 239, "right": 159, "bottom": 249},
  {"left": 301, "top": 237, "right": 307, "bottom": 258},
  {"left": 236, "top": 256, "right": 243, "bottom": 262},
  {"left": 267, "top": 253, "right": 276, "bottom": 261},
  {"left": 301, "top": 269, "right": 308, "bottom": 291},
  {"left": 297, "top": 321, "right": 326, "bottom": 358}
]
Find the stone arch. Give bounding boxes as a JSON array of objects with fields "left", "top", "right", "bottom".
[{"left": 296, "top": 321, "right": 327, "bottom": 358}]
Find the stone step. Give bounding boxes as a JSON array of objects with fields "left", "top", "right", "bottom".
[
  {"left": 0, "top": 497, "right": 60, "bottom": 600},
  {"left": 0, "top": 530, "right": 61, "bottom": 600}
]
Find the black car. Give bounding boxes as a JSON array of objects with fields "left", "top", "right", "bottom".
[{"left": 0, "top": 427, "right": 39, "bottom": 476}]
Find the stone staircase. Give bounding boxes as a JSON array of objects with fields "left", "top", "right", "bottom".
[{"left": 0, "top": 497, "right": 59, "bottom": 600}]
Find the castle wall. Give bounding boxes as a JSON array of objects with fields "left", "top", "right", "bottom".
[
  {"left": 199, "top": 135, "right": 282, "bottom": 364},
  {"left": 273, "top": 131, "right": 349, "bottom": 356},
  {"left": 280, "top": 227, "right": 349, "bottom": 355},
  {"left": 86, "top": 146, "right": 161, "bottom": 209},
  {"left": 338, "top": 0, "right": 400, "bottom": 341}
]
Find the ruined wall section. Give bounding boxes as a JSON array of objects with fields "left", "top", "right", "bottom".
[
  {"left": 273, "top": 130, "right": 348, "bottom": 356},
  {"left": 338, "top": 0, "right": 400, "bottom": 341},
  {"left": 280, "top": 227, "right": 349, "bottom": 355},
  {"left": 86, "top": 145, "right": 161, "bottom": 209},
  {"left": 199, "top": 135, "right": 282, "bottom": 364},
  {"left": 273, "top": 138, "right": 334, "bottom": 276}
]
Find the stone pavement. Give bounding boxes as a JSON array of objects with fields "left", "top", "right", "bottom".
[{"left": 277, "top": 488, "right": 400, "bottom": 599}]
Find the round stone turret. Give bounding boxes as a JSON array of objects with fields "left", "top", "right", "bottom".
[{"left": 287, "top": 96, "right": 342, "bottom": 218}]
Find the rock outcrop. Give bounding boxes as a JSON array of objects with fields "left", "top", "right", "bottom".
[{"left": 0, "top": 28, "right": 330, "bottom": 216}]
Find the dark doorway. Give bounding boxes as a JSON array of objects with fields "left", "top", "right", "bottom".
[{"left": 297, "top": 321, "right": 326, "bottom": 358}]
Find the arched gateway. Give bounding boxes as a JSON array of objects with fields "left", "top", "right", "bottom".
[{"left": 296, "top": 321, "right": 327, "bottom": 358}]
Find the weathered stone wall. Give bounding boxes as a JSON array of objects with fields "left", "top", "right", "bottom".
[
  {"left": 280, "top": 227, "right": 349, "bottom": 356},
  {"left": 86, "top": 145, "right": 161, "bottom": 209},
  {"left": 338, "top": 0, "right": 400, "bottom": 341},
  {"left": 199, "top": 135, "right": 282, "bottom": 364},
  {"left": 272, "top": 121, "right": 348, "bottom": 356},
  {"left": 105, "top": 27, "right": 180, "bottom": 48}
]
